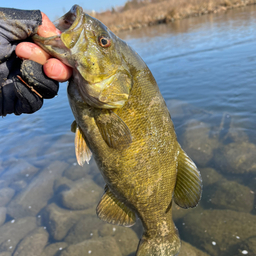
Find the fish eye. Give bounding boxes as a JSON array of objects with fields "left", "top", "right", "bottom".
[{"left": 98, "top": 36, "right": 111, "bottom": 48}]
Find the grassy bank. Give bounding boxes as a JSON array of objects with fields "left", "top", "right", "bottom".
[{"left": 94, "top": 0, "right": 256, "bottom": 32}]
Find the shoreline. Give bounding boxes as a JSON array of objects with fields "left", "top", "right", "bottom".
[{"left": 94, "top": 0, "right": 256, "bottom": 32}]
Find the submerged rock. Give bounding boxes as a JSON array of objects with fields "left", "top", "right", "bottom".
[
  {"left": 0, "top": 188, "right": 15, "bottom": 207},
  {"left": 166, "top": 100, "right": 212, "bottom": 125},
  {"left": 0, "top": 252, "right": 11, "bottom": 256},
  {"left": 59, "top": 179, "right": 102, "bottom": 210},
  {"left": 219, "top": 126, "right": 249, "bottom": 144},
  {"left": 173, "top": 204, "right": 204, "bottom": 222},
  {"left": 202, "top": 180, "right": 254, "bottom": 213},
  {"left": 180, "top": 209, "right": 256, "bottom": 256},
  {"left": 199, "top": 167, "right": 223, "bottom": 187},
  {"left": 65, "top": 214, "right": 138, "bottom": 255},
  {"left": 232, "top": 237, "right": 256, "bottom": 256},
  {"left": 0, "top": 207, "right": 6, "bottom": 227},
  {"left": 179, "top": 241, "right": 210, "bottom": 256},
  {"left": 63, "top": 164, "right": 91, "bottom": 181},
  {"left": 13, "top": 227, "right": 48, "bottom": 256},
  {"left": 0, "top": 216, "right": 37, "bottom": 254},
  {"left": 99, "top": 224, "right": 138, "bottom": 256},
  {"left": 167, "top": 99, "right": 196, "bottom": 119},
  {"left": 248, "top": 177, "right": 256, "bottom": 193},
  {"left": 214, "top": 141, "right": 256, "bottom": 175},
  {"left": 181, "top": 120, "right": 219, "bottom": 167},
  {"left": 41, "top": 242, "right": 68, "bottom": 256},
  {"left": 40, "top": 203, "right": 92, "bottom": 241},
  {"left": 0, "top": 181, "right": 8, "bottom": 190},
  {"left": 60, "top": 237, "right": 122, "bottom": 256},
  {"left": 7, "top": 161, "right": 68, "bottom": 219},
  {"left": 0, "top": 161, "right": 4, "bottom": 176},
  {"left": 53, "top": 177, "right": 74, "bottom": 194},
  {"left": 64, "top": 215, "right": 105, "bottom": 244},
  {"left": 44, "top": 134, "right": 76, "bottom": 162},
  {"left": 9, "top": 180, "right": 27, "bottom": 193},
  {"left": 1, "top": 159, "right": 38, "bottom": 184}
]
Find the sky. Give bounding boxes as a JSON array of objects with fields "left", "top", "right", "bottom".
[{"left": 2, "top": 0, "right": 128, "bottom": 21}]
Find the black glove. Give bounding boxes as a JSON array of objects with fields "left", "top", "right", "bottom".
[{"left": 0, "top": 8, "right": 59, "bottom": 116}]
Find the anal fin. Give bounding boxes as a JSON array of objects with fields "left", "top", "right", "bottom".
[
  {"left": 96, "top": 185, "right": 136, "bottom": 227},
  {"left": 174, "top": 146, "right": 202, "bottom": 209}
]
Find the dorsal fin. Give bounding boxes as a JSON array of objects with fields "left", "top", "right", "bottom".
[
  {"left": 71, "top": 121, "right": 92, "bottom": 166},
  {"left": 96, "top": 185, "right": 136, "bottom": 227},
  {"left": 174, "top": 147, "right": 202, "bottom": 208},
  {"left": 94, "top": 110, "right": 132, "bottom": 150}
]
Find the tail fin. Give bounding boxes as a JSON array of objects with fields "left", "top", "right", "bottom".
[{"left": 136, "top": 232, "right": 180, "bottom": 256}]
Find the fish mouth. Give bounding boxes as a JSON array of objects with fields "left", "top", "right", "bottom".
[
  {"left": 32, "top": 5, "right": 84, "bottom": 63},
  {"left": 53, "top": 5, "right": 84, "bottom": 34}
]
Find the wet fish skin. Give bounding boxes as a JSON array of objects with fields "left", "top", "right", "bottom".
[{"left": 33, "top": 5, "right": 202, "bottom": 256}]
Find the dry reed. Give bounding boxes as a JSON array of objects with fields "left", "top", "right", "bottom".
[{"left": 93, "top": 0, "right": 256, "bottom": 32}]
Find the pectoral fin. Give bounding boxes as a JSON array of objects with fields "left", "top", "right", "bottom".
[
  {"left": 174, "top": 147, "right": 202, "bottom": 208},
  {"left": 71, "top": 121, "right": 92, "bottom": 166},
  {"left": 95, "top": 110, "right": 132, "bottom": 150},
  {"left": 96, "top": 186, "right": 136, "bottom": 227}
]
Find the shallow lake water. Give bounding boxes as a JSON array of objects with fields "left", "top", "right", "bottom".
[{"left": 0, "top": 4, "right": 256, "bottom": 256}]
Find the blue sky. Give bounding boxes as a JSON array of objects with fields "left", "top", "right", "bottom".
[{"left": 2, "top": 0, "right": 128, "bottom": 21}]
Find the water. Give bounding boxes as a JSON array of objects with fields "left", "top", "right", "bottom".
[{"left": 0, "top": 5, "right": 256, "bottom": 256}]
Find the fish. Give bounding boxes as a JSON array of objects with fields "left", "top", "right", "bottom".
[{"left": 33, "top": 5, "right": 202, "bottom": 256}]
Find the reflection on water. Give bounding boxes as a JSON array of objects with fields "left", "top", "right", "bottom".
[{"left": 0, "top": 5, "right": 256, "bottom": 256}]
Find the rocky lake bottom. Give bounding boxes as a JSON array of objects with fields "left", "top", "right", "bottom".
[{"left": 0, "top": 99, "right": 255, "bottom": 256}]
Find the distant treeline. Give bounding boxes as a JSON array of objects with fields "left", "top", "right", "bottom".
[{"left": 92, "top": 0, "right": 256, "bottom": 32}]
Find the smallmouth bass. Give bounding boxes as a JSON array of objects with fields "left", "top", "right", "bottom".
[{"left": 33, "top": 5, "right": 202, "bottom": 256}]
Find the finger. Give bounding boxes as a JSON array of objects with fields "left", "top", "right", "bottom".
[
  {"left": 37, "top": 12, "right": 71, "bottom": 81},
  {"left": 16, "top": 12, "right": 62, "bottom": 65},
  {"left": 37, "top": 12, "right": 61, "bottom": 37},
  {"left": 43, "top": 58, "right": 72, "bottom": 82},
  {"left": 16, "top": 12, "right": 72, "bottom": 80},
  {"left": 15, "top": 42, "right": 51, "bottom": 65}
]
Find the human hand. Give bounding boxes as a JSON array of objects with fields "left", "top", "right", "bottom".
[
  {"left": 0, "top": 8, "right": 72, "bottom": 116},
  {"left": 15, "top": 12, "right": 72, "bottom": 82}
]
